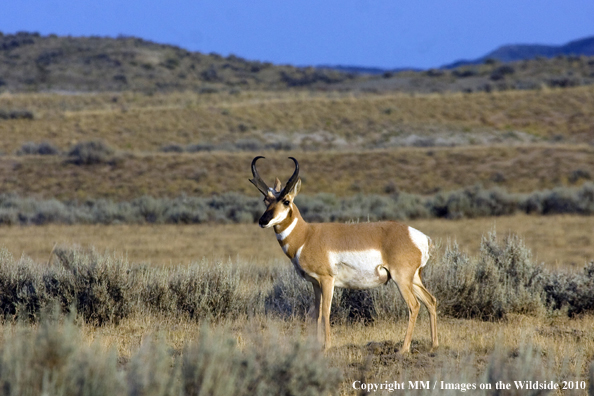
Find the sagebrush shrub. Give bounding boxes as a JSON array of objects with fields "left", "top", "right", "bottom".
[
  {"left": 0, "top": 236, "right": 593, "bottom": 327},
  {"left": 425, "top": 231, "right": 546, "bottom": 320},
  {"left": 51, "top": 248, "right": 135, "bottom": 325},
  {"left": 542, "top": 261, "right": 594, "bottom": 316},
  {"left": 159, "top": 143, "right": 184, "bottom": 153},
  {"left": 66, "top": 140, "right": 115, "bottom": 165},
  {"left": 0, "top": 315, "right": 341, "bottom": 396},
  {"left": 1, "top": 184, "right": 594, "bottom": 225},
  {"left": 16, "top": 141, "right": 60, "bottom": 155}
]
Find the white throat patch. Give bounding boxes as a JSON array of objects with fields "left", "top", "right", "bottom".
[
  {"left": 276, "top": 217, "right": 298, "bottom": 240},
  {"left": 265, "top": 210, "right": 290, "bottom": 228}
]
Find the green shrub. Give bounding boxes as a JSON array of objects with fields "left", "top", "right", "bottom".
[
  {"left": 186, "top": 143, "right": 216, "bottom": 152},
  {"left": 182, "top": 325, "right": 341, "bottom": 396},
  {"left": 265, "top": 268, "right": 312, "bottom": 319},
  {"left": 522, "top": 183, "right": 594, "bottom": 215},
  {"left": 0, "top": 250, "right": 47, "bottom": 321},
  {"left": 0, "top": 247, "right": 265, "bottom": 325}
]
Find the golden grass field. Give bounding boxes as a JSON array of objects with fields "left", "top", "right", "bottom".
[
  {"left": 2, "top": 227, "right": 592, "bottom": 395},
  {"left": 1, "top": 87, "right": 593, "bottom": 200},
  {"left": 1, "top": 86, "right": 593, "bottom": 394},
  {"left": 74, "top": 312, "right": 593, "bottom": 395},
  {"left": 1, "top": 145, "right": 594, "bottom": 199},
  {"left": 2, "top": 214, "right": 592, "bottom": 269},
  {"left": 1, "top": 86, "right": 594, "bottom": 153},
  {"left": 2, "top": 214, "right": 591, "bottom": 393}
]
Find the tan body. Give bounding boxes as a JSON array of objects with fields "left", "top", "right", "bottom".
[{"left": 250, "top": 156, "right": 438, "bottom": 352}]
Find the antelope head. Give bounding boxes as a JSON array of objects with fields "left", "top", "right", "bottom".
[{"left": 249, "top": 156, "right": 301, "bottom": 228}]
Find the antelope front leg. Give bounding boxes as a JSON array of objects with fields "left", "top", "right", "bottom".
[
  {"left": 310, "top": 281, "right": 323, "bottom": 343},
  {"left": 320, "top": 277, "right": 335, "bottom": 350}
]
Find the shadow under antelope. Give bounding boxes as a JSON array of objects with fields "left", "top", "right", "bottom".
[{"left": 249, "top": 156, "right": 438, "bottom": 352}]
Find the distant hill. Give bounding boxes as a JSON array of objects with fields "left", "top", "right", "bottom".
[
  {"left": 0, "top": 32, "right": 356, "bottom": 92},
  {"left": 1, "top": 31, "right": 593, "bottom": 94},
  {"left": 445, "top": 35, "right": 594, "bottom": 68},
  {"left": 316, "top": 65, "right": 387, "bottom": 75},
  {"left": 315, "top": 65, "right": 421, "bottom": 75}
]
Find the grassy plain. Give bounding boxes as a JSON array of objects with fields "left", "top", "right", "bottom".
[
  {"left": 2, "top": 86, "right": 594, "bottom": 154},
  {"left": 1, "top": 78, "right": 594, "bottom": 394},
  {"left": 2, "top": 238, "right": 591, "bottom": 395},
  {"left": 1, "top": 86, "right": 594, "bottom": 200},
  {"left": 63, "top": 311, "right": 593, "bottom": 395},
  {"left": 1, "top": 145, "right": 594, "bottom": 199},
  {"left": 2, "top": 214, "right": 592, "bottom": 269}
]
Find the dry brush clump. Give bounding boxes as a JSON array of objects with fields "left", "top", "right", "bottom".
[
  {"left": 15, "top": 141, "right": 60, "bottom": 156},
  {"left": 365, "top": 342, "right": 591, "bottom": 396},
  {"left": 542, "top": 261, "right": 594, "bottom": 317},
  {"left": 425, "top": 232, "right": 546, "bottom": 320},
  {"left": 0, "top": 314, "right": 341, "bottom": 396},
  {"left": 0, "top": 247, "right": 267, "bottom": 325},
  {"left": 65, "top": 140, "right": 117, "bottom": 166},
  {"left": 0, "top": 193, "right": 262, "bottom": 225},
  {"left": 1, "top": 233, "right": 594, "bottom": 327},
  {"left": 0, "top": 237, "right": 593, "bottom": 395},
  {"left": 160, "top": 139, "right": 296, "bottom": 153},
  {"left": 2, "top": 183, "right": 594, "bottom": 225}
]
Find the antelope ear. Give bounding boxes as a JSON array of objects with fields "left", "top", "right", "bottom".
[
  {"left": 287, "top": 178, "right": 301, "bottom": 198},
  {"left": 273, "top": 178, "right": 282, "bottom": 193}
]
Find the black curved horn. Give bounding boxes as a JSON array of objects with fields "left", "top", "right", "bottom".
[
  {"left": 279, "top": 157, "right": 300, "bottom": 198},
  {"left": 249, "top": 156, "right": 270, "bottom": 195}
]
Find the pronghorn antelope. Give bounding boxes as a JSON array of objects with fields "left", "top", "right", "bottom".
[{"left": 249, "top": 156, "right": 438, "bottom": 352}]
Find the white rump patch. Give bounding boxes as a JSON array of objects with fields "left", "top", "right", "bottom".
[
  {"left": 408, "top": 226, "right": 430, "bottom": 267},
  {"left": 328, "top": 250, "right": 389, "bottom": 289},
  {"left": 276, "top": 217, "right": 298, "bottom": 240}
]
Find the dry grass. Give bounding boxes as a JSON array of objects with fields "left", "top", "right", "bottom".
[
  {"left": 4, "top": 300, "right": 591, "bottom": 395},
  {"left": 85, "top": 313, "right": 594, "bottom": 366},
  {"left": 1, "top": 145, "right": 593, "bottom": 199},
  {"left": 2, "top": 87, "right": 594, "bottom": 201},
  {"left": 0, "top": 223, "right": 279, "bottom": 266},
  {"left": 1, "top": 214, "right": 592, "bottom": 269},
  {"left": 1, "top": 86, "right": 594, "bottom": 155},
  {"left": 0, "top": 225, "right": 592, "bottom": 395},
  {"left": 1, "top": 85, "right": 594, "bottom": 394}
]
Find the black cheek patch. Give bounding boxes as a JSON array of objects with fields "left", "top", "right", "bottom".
[{"left": 259, "top": 210, "right": 274, "bottom": 226}]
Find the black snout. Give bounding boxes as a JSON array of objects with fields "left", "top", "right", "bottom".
[{"left": 259, "top": 211, "right": 274, "bottom": 228}]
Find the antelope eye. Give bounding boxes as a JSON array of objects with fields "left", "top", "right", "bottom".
[{"left": 283, "top": 200, "right": 290, "bottom": 206}]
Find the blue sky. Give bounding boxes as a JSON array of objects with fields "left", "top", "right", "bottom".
[{"left": 2, "top": 0, "right": 593, "bottom": 69}]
